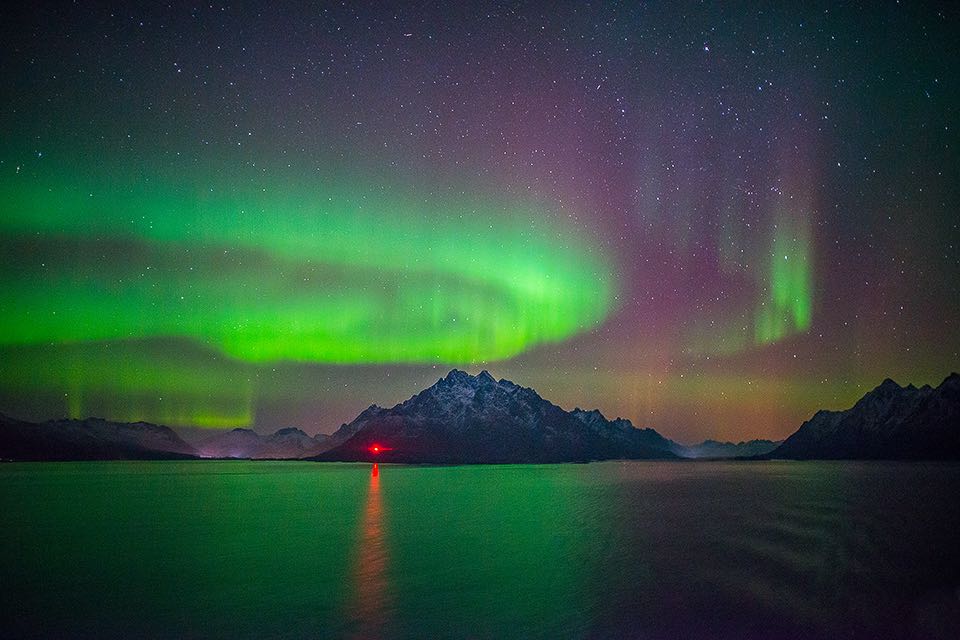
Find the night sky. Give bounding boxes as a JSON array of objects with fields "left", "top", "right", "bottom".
[{"left": 1, "top": 2, "right": 957, "bottom": 443}]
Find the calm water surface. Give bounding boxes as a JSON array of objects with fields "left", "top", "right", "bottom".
[{"left": 1, "top": 460, "right": 959, "bottom": 639}]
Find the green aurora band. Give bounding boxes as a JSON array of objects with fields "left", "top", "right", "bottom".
[
  {"left": 0, "top": 159, "right": 614, "bottom": 426},
  {"left": 0, "top": 162, "right": 614, "bottom": 364},
  {"left": 0, "top": 341, "right": 256, "bottom": 427},
  {"left": 755, "top": 212, "right": 813, "bottom": 345},
  {"left": 681, "top": 209, "right": 814, "bottom": 357}
]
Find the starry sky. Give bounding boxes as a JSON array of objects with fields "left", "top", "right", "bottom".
[{"left": 1, "top": 1, "right": 957, "bottom": 443}]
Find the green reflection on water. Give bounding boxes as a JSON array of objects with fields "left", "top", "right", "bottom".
[{"left": 2, "top": 461, "right": 959, "bottom": 639}]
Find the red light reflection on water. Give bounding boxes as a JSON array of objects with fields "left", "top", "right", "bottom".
[{"left": 346, "top": 462, "right": 390, "bottom": 637}]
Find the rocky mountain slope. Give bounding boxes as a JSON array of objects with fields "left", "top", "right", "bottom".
[
  {"left": 0, "top": 414, "right": 198, "bottom": 461},
  {"left": 767, "top": 373, "right": 959, "bottom": 460},
  {"left": 309, "top": 369, "right": 679, "bottom": 463}
]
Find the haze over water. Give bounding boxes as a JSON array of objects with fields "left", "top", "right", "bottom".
[{"left": 2, "top": 460, "right": 959, "bottom": 639}]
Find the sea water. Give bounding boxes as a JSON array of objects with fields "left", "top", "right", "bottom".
[{"left": 1, "top": 460, "right": 958, "bottom": 639}]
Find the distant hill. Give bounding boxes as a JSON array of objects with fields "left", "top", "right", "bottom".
[
  {"left": 678, "top": 439, "right": 782, "bottom": 459},
  {"left": 309, "top": 369, "right": 678, "bottom": 463},
  {"left": 196, "top": 427, "right": 331, "bottom": 459},
  {"left": 766, "top": 373, "right": 960, "bottom": 460},
  {"left": 0, "top": 414, "right": 198, "bottom": 461}
]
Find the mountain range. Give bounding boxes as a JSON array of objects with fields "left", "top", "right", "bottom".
[
  {"left": 1, "top": 370, "right": 957, "bottom": 462},
  {"left": 196, "top": 427, "right": 330, "bottom": 459},
  {"left": 678, "top": 439, "right": 782, "bottom": 459},
  {"left": 764, "top": 373, "right": 959, "bottom": 460}
]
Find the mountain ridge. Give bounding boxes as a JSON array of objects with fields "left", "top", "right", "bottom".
[
  {"left": 0, "top": 413, "right": 198, "bottom": 461},
  {"left": 308, "top": 369, "right": 679, "bottom": 463},
  {"left": 765, "top": 372, "right": 960, "bottom": 460},
  {"left": 196, "top": 426, "right": 331, "bottom": 459},
  {"left": 678, "top": 438, "right": 782, "bottom": 459}
]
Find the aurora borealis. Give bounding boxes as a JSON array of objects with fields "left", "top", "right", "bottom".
[
  {"left": 0, "top": 161, "right": 612, "bottom": 363},
  {"left": 1, "top": 2, "right": 957, "bottom": 442}
]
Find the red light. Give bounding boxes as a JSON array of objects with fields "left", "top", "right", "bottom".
[{"left": 368, "top": 443, "right": 392, "bottom": 455}]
